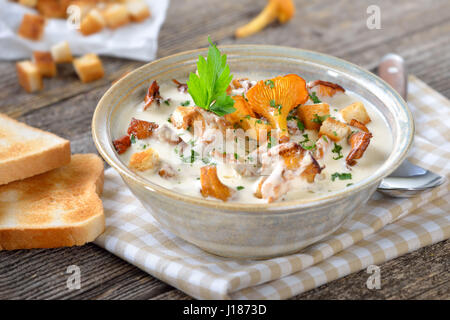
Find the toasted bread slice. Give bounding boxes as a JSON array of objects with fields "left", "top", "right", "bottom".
[
  {"left": 0, "top": 114, "right": 71, "bottom": 185},
  {"left": 0, "top": 154, "right": 105, "bottom": 250}
]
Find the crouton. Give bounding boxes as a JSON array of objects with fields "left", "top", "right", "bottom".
[
  {"left": 19, "top": 0, "right": 37, "bottom": 7},
  {"left": 36, "top": 0, "right": 67, "bottom": 18},
  {"left": 170, "top": 106, "right": 203, "bottom": 130},
  {"left": 200, "top": 166, "right": 233, "bottom": 201},
  {"left": 127, "top": 118, "right": 159, "bottom": 139},
  {"left": 103, "top": 4, "right": 130, "bottom": 29},
  {"left": 32, "top": 51, "right": 57, "bottom": 77},
  {"left": 73, "top": 53, "right": 104, "bottom": 83},
  {"left": 69, "top": 0, "right": 96, "bottom": 19},
  {"left": 80, "top": 9, "right": 105, "bottom": 36},
  {"left": 17, "top": 14, "right": 46, "bottom": 41},
  {"left": 129, "top": 148, "right": 159, "bottom": 172},
  {"left": 340, "top": 102, "right": 371, "bottom": 125},
  {"left": 113, "top": 135, "right": 131, "bottom": 154},
  {"left": 125, "top": 0, "right": 151, "bottom": 22},
  {"left": 297, "top": 103, "right": 330, "bottom": 130},
  {"left": 51, "top": 41, "right": 73, "bottom": 63},
  {"left": 16, "top": 61, "right": 43, "bottom": 93},
  {"left": 319, "top": 117, "right": 350, "bottom": 142}
]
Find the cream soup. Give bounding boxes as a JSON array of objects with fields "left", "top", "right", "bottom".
[{"left": 113, "top": 74, "right": 392, "bottom": 203}]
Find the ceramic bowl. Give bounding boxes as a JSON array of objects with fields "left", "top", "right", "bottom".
[{"left": 92, "top": 45, "right": 414, "bottom": 259}]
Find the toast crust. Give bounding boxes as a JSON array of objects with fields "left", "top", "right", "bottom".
[
  {"left": 0, "top": 154, "right": 105, "bottom": 250},
  {"left": 0, "top": 114, "right": 71, "bottom": 185}
]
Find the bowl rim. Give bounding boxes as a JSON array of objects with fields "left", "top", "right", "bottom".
[{"left": 92, "top": 44, "right": 414, "bottom": 212}]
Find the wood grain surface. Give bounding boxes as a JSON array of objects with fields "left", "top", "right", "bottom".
[{"left": 0, "top": 0, "right": 449, "bottom": 300}]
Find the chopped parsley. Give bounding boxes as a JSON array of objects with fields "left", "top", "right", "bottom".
[
  {"left": 331, "top": 172, "right": 352, "bottom": 181},
  {"left": 346, "top": 183, "right": 353, "bottom": 187},
  {"left": 163, "top": 99, "right": 171, "bottom": 106},
  {"left": 309, "top": 92, "right": 322, "bottom": 104},
  {"left": 181, "top": 100, "right": 191, "bottom": 106},
  {"left": 300, "top": 134, "right": 316, "bottom": 151},
  {"left": 312, "top": 113, "right": 330, "bottom": 124},
  {"left": 234, "top": 152, "right": 238, "bottom": 160},
  {"left": 236, "top": 186, "right": 245, "bottom": 191},
  {"left": 333, "top": 131, "right": 338, "bottom": 136},
  {"left": 167, "top": 117, "right": 172, "bottom": 123},
  {"left": 322, "top": 136, "right": 328, "bottom": 143},
  {"left": 265, "top": 79, "right": 275, "bottom": 88},
  {"left": 130, "top": 134, "right": 136, "bottom": 144},
  {"left": 331, "top": 142, "right": 343, "bottom": 160},
  {"left": 296, "top": 120, "right": 305, "bottom": 131},
  {"left": 269, "top": 99, "right": 283, "bottom": 114}
]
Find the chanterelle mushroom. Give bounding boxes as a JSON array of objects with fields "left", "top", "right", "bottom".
[{"left": 235, "top": 0, "right": 295, "bottom": 38}]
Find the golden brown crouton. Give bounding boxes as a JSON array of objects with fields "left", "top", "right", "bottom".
[
  {"left": 16, "top": 61, "right": 43, "bottom": 93},
  {"left": 36, "top": 0, "right": 67, "bottom": 18},
  {"left": 73, "top": 53, "right": 104, "bottom": 83},
  {"left": 51, "top": 41, "right": 73, "bottom": 63},
  {"left": 200, "top": 166, "right": 233, "bottom": 201},
  {"left": 297, "top": 103, "right": 330, "bottom": 130},
  {"left": 170, "top": 106, "right": 203, "bottom": 130},
  {"left": 32, "top": 51, "right": 57, "bottom": 77},
  {"left": 340, "top": 102, "right": 371, "bottom": 125},
  {"left": 129, "top": 148, "right": 159, "bottom": 172},
  {"left": 80, "top": 9, "right": 105, "bottom": 36},
  {"left": 17, "top": 14, "right": 46, "bottom": 41},
  {"left": 103, "top": 4, "right": 130, "bottom": 29},
  {"left": 125, "top": 0, "right": 151, "bottom": 22},
  {"left": 19, "top": 0, "right": 38, "bottom": 7},
  {"left": 319, "top": 117, "right": 350, "bottom": 142}
]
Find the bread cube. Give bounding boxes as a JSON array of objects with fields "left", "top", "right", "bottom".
[
  {"left": 32, "top": 51, "right": 57, "bottom": 77},
  {"left": 297, "top": 103, "right": 330, "bottom": 130},
  {"left": 319, "top": 117, "right": 350, "bottom": 142},
  {"left": 125, "top": 0, "right": 151, "bottom": 22},
  {"left": 170, "top": 106, "right": 203, "bottom": 130},
  {"left": 17, "top": 14, "right": 46, "bottom": 41},
  {"left": 73, "top": 53, "right": 104, "bottom": 83},
  {"left": 16, "top": 61, "right": 43, "bottom": 93},
  {"left": 103, "top": 4, "right": 130, "bottom": 29},
  {"left": 69, "top": 0, "right": 96, "bottom": 19},
  {"left": 129, "top": 148, "right": 159, "bottom": 172},
  {"left": 19, "top": 0, "right": 38, "bottom": 7},
  {"left": 51, "top": 41, "right": 73, "bottom": 63},
  {"left": 80, "top": 9, "right": 105, "bottom": 36},
  {"left": 340, "top": 102, "right": 371, "bottom": 125},
  {"left": 36, "top": 0, "right": 66, "bottom": 18}
]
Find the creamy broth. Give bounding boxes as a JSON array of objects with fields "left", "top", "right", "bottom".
[{"left": 113, "top": 73, "right": 392, "bottom": 203}]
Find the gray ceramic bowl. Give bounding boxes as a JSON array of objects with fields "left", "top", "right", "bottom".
[{"left": 92, "top": 45, "right": 414, "bottom": 259}]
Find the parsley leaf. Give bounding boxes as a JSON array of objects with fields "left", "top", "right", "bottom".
[
  {"left": 187, "top": 37, "right": 235, "bottom": 116},
  {"left": 312, "top": 113, "right": 330, "bottom": 124},
  {"left": 331, "top": 172, "right": 352, "bottom": 181},
  {"left": 309, "top": 92, "right": 322, "bottom": 103},
  {"left": 296, "top": 120, "right": 305, "bottom": 131},
  {"left": 236, "top": 186, "right": 245, "bottom": 190},
  {"left": 331, "top": 142, "right": 343, "bottom": 160},
  {"left": 181, "top": 100, "right": 190, "bottom": 106}
]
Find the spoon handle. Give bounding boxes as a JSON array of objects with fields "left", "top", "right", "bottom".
[{"left": 378, "top": 53, "right": 408, "bottom": 100}]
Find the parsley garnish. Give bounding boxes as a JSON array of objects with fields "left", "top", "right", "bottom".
[
  {"left": 265, "top": 80, "right": 275, "bottom": 88},
  {"left": 187, "top": 37, "right": 235, "bottom": 116},
  {"left": 312, "top": 113, "right": 330, "bottom": 124},
  {"left": 309, "top": 92, "right": 322, "bottom": 103},
  {"left": 300, "top": 134, "right": 316, "bottom": 151},
  {"left": 164, "top": 99, "right": 171, "bottom": 106},
  {"left": 331, "top": 142, "right": 343, "bottom": 160},
  {"left": 236, "top": 186, "right": 245, "bottom": 191},
  {"left": 297, "top": 120, "right": 305, "bottom": 131},
  {"left": 130, "top": 134, "right": 136, "bottom": 144},
  {"left": 181, "top": 100, "right": 190, "bottom": 106},
  {"left": 331, "top": 172, "right": 352, "bottom": 181}
]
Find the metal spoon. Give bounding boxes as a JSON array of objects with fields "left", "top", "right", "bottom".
[{"left": 376, "top": 53, "right": 446, "bottom": 197}]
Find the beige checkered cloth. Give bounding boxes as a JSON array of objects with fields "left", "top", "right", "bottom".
[{"left": 95, "top": 76, "right": 450, "bottom": 299}]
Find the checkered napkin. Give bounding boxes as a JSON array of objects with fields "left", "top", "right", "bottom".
[{"left": 94, "top": 76, "right": 450, "bottom": 299}]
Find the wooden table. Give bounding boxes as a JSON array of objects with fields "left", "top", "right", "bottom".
[{"left": 1, "top": 0, "right": 449, "bottom": 299}]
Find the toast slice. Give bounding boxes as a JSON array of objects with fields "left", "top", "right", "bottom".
[
  {"left": 0, "top": 154, "right": 105, "bottom": 250},
  {"left": 0, "top": 114, "right": 71, "bottom": 185}
]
